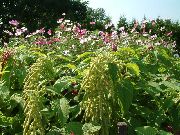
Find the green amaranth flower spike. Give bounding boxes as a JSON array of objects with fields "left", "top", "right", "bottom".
[
  {"left": 80, "top": 53, "right": 115, "bottom": 135},
  {"left": 23, "top": 57, "right": 54, "bottom": 135}
]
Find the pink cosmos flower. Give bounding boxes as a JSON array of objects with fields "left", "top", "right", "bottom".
[
  {"left": 98, "top": 31, "right": 104, "bottom": 36},
  {"left": 167, "top": 31, "right": 173, "bottom": 36},
  {"left": 90, "top": 22, "right": 96, "bottom": 25},
  {"left": 15, "top": 29, "right": 23, "bottom": 36},
  {"left": 52, "top": 38, "right": 60, "bottom": 42},
  {"left": 35, "top": 28, "right": 45, "bottom": 34},
  {"left": 9, "top": 20, "right": 19, "bottom": 26},
  {"left": 78, "top": 29, "right": 86, "bottom": 36},
  {"left": 60, "top": 24, "right": 65, "bottom": 29},
  {"left": 47, "top": 29, "right": 52, "bottom": 35},
  {"left": 39, "top": 28, "right": 45, "bottom": 34},
  {"left": 57, "top": 18, "right": 64, "bottom": 23}
]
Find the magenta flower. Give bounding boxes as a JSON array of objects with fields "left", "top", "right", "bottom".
[
  {"left": 79, "top": 29, "right": 86, "bottom": 36},
  {"left": 9, "top": 20, "right": 19, "bottom": 26}
]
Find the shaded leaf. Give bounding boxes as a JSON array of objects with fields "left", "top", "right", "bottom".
[{"left": 135, "top": 126, "right": 158, "bottom": 135}]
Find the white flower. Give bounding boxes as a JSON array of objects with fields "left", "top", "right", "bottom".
[
  {"left": 21, "top": 27, "right": 27, "bottom": 32},
  {"left": 63, "top": 50, "right": 70, "bottom": 56},
  {"left": 91, "top": 41, "right": 95, "bottom": 46},
  {"left": 65, "top": 27, "right": 72, "bottom": 31},
  {"left": 67, "top": 23, "right": 73, "bottom": 26},
  {"left": 105, "top": 24, "right": 110, "bottom": 29},
  {"left": 160, "top": 26, "right": 165, "bottom": 31},
  {"left": 119, "top": 26, "right": 125, "bottom": 31},
  {"left": 80, "top": 38, "right": 88, "bottom": 44},
  {"left": 155, "top": 42, "right": 161, "bottom": 46},
  {"left": 71, "top": 44, "right": 75, "bottom": 49},
  {"left": 143, "top": 33, "right": 149, "bottom": 37},
  {"left": 65, "top": 20, "right": 70, "bottom": 23},
  {"left": 150, "top": 34, "right": 157, "bottom": 39},
  {"left": 87, "top": 36, "right": 92, "bottom": 41},
  {"left": 4, "top": 30, "right": 13, "bottom": 36}
]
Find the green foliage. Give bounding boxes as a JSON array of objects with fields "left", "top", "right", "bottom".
[{"left": 0, "top": 16, "right": 179, "bottom": 135}]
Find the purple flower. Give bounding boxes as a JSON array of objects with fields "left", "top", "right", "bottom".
[{"left": 9, "top": 20, "right": 19, "bottom": 26}]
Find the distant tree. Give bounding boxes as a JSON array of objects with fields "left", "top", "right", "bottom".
[
  {"left": 117, "top": 15, "right": 129, "bottom": 30},
  {"left": 83, "top": 7, "right": 111, "bottom": 30},
  {"left": 0, "top": 0, "right": 88, "bottom": 45},
  {"left": 67, "top": 0, "right": 88, "bottom": 23}
]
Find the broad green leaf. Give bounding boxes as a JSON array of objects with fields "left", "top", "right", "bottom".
[
  {"left": 53, "top": 77, "right": 71, "bottom": 93},
  {"left": 51, "top": 98, "right": 70, "bottom": 125},
  {"left": 117, "top": 80, "right": 133, "bottom": 114},
  {"left": 69, "top": 105, "right": 80, "bottom": 120},
  {"left": 10, "top": 93, "right": 23, "bottom": 104},
  {"left": 32, "top": 51, "right": 46, "bottom": 57},
  {"left": 159, "top": 130, "right": 173, "bottom": 135},
  {"left": 126, "top": 63, "right": 140, "bottom": 76},
  {"left": 66, "top": 122, "right": 83, "bottom": 135},
  {"left": 161, "top": 81, "right": 180, "bottom": 91},
  {"left": 63, "top": 64, "right": 76, "bottom": 70},
  {"left": 0, "top": 82, "right": 10, "bottom": 99},
  {"left": 147, "top": 81, "right": 162, "bottom": 94},
  {"left": 55, "top": 55, "right": 71, "bottom": 62},
  {"left": 135, "top": 126, "right": 158, "bottom": 135},
  {"left": 75, "top": 52, "right": 94, "bottom": 61},
  {"left": 14, "top": 67, "right": 27, "bottom": 88},
  {"left": 108, "top": 63, "right": 119, "bottom": 83},
  {"left": 80, "top": 57, "right": 91, "bottom": 64},
  {"left": 82, "top": 123, "right": 101, "bottom": 135},
  {"left": 1, "top": 62, "right": 13, "bottom": 88}
]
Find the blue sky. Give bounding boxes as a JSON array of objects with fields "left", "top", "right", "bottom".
[{"left": 86, "top": 0, "right": 180, "bottom": 25}]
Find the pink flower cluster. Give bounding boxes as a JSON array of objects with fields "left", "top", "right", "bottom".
[
  {"left": 9, "top": 20, "right": 19, "bottom": 26},
  {"left": 34, "top": 38, "right": 60, "bottom": 45}
]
